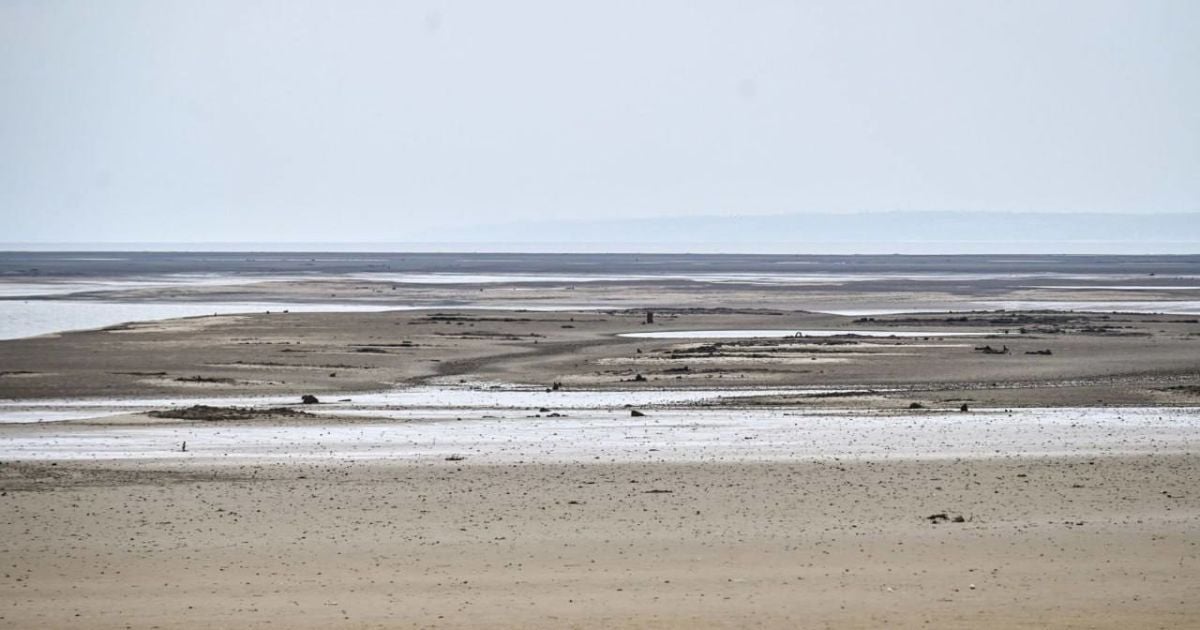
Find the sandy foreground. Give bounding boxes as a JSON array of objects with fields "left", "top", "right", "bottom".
[
  {"left": 2, "top": 262, "right": 1199, "bottom": 628},
  {"left": 2, "top": 404, "right": 1199, "bottom": 628},
  {"left": 1, "top": 453, "right": 1197, "bottom": 629}
]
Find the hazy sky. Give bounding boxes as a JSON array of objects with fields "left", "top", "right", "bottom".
[{"left": 2, "top": 0, "right": 1197, "bottom": 243}]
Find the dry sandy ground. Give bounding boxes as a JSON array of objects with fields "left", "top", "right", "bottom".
[{"left": 1, "top": 455, "right": 1197, "bottom": 629}]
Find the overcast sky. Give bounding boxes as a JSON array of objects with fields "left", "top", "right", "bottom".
[{"left": 2, "top": 0, "right": 1197, "bottom": 243}]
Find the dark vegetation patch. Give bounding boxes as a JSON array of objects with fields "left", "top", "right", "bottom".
[
  {"left": 803, "top": 390, "right": 880, "bottom": 398},
  {"left": 1159, "top": 385, "right": 1200, "bottom": 396},
  {"left": 617, "top": 307, "right": 785, "bottom": 316},
  {"left": 423, "top": 314, "right": 535, "bottom": 323},
  {"left": 174, "top": 376, "right": 238, "bottom": 384},
  {"left": 148, "top": 405, "right": 314, "bottom": 421},
  {"left": 665, "top": 338, "right": 859, "bottom": 359}
]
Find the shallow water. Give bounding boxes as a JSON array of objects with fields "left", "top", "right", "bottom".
[
  {"left": 620, "top": 329, "right": 997, "bottom": 339},
  {"left": 979, "top": 300, "right": 1200, "bottom": 315},
  {"left": 0, "top": 386, "right": 821, "bottom": 424},
  {"left": 0, "top": 300, "right": 401, "bottom": 341},
  {"left": 3, "top": 268, "right": 1199, "bottom": 340},
  {"left": 0, "top": 273, "right": 315, "bottom": 298},
  {"left": 1022, "top": 285, "right": 1200, "bottom": 291},
  {"left": 10, "top": 271, "right": 1190, "bottom": 297},
  {"left": 1, "top": 407, "right": 1194, "bottom": 462},
  {"left": 348, "top": 271, "right": 1149, "bottom": 285}
]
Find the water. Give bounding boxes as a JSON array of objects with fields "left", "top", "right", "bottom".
[
  {"left": 1022, "top": 285, "right": 1200, "bottom": 291},
  {"left": 0, "top": 273, "right": 314, "bottom": 298},
  {"left": 2, "top": 268, "right": 1199, "bottom": 340},
  {"left": 0, "top": 385, "right": 822, "bottom": 423},
  {"left": 0, "top": 300, "right": 401, "bottom": 341},
  {"left": 979, "top": 300, "right": 1200, "bottom": 315},
  {"left": 345, "top": 272, "right": 1189, "bottom": 286},
  {"left": 5, "top": 272, "right": 1196, "bottom": 297},
  {"left": 621, "top": 329, "right": 997, "bottom": 339}
]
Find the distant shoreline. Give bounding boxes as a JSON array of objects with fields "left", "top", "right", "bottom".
[
  {"left": 2, "top": 251, "right": 1199, "bottom": 278},
  {"left": 2, "top": 241, "right": 1199, "bottom": 255}
]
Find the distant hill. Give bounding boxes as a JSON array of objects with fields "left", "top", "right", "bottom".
[{"left": 438, "top": 212, "right": 1199, "bottom": 246}]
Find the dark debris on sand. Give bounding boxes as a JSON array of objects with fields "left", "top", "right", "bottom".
[{"left": 148, "top": 405, "right": 315, "bottom": 422}]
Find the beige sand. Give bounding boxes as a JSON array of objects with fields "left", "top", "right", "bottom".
[{"left": 2, "top": 455, "right": 1197, "bottom": 629}]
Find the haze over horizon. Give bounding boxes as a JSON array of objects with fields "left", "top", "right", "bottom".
[{"left": 2, "top": 1, "right": 1198, "bottom": 248}]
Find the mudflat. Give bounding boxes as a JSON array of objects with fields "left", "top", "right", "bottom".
[{"left": 2, "top": 308, "right": 1198, "bottom": 408}]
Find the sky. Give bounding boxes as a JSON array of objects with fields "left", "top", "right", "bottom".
[{"left": 1, "top": 0, "right": 1198, "bottom": 244}]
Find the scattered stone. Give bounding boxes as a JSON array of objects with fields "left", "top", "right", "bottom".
[{"left": 301, "top": 394, "right": 320, "bottom": 404}]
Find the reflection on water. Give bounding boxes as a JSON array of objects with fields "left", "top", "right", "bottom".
[
  {"left": 979, "top": 300, "right": 1200, "bottom": 314},
  {"left": 1022, "top": 285, "right": 1200, "bottom": 291},
  {"left": 0, "top": 273, "right": 313, "bottom": 297},
  {"left": 621, "top": 329, "right": 996, "bottom": 339},
  {"left": 0, "top": 385, "right": 821, "bottom": 423},
  {"left": 0, "top": 301, "right": 399, "bottom": 341}
]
